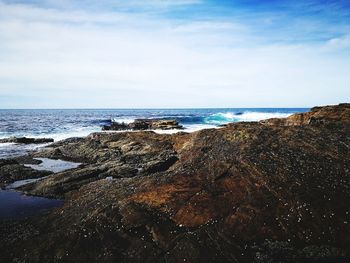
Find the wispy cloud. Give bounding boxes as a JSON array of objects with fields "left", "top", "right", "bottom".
[
  {"left": 325, "top": 34, "right": 350, "bottom": 50},
  {"left": 0, "top": 0, "right": 349, "bottom": 108}
]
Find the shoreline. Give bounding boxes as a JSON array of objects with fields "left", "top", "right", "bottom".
[{"left": 0, "top": 103, "right": 349, "bottom": 262}]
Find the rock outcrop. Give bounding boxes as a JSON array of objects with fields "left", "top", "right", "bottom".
[
  {"left": 0, "top": 158, "right": 52, "bottom": 189},
  {"left": 260, "top": 103, "right": 350, "bottom": 126},
  {"left": 1, "top": 103, "right": 350, "bottom": 262},
  {"left": 102, "top": 119, "right": 183, "bottom": 131},
  {"left": 0, "top": 137, "right": 54, "bottom": 144}
]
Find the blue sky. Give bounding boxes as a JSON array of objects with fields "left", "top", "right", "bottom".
[{"left": 0, "top": 0, "right": 349, "bottom": 108}]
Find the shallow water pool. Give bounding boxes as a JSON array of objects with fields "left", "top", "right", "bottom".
[
  {"left": 24, "top": 157, "right": 81, "bottom": 173},
  {"left": 0, "top": 190, "right": 62, "bottom": 219}
]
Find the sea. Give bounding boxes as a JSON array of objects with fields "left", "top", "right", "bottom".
[{"left": 0, "top": 108, "right": 308, "bottom": 158}]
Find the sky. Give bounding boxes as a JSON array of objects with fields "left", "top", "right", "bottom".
[{"left": 0, "top": 0, "right": 349, "bottom": 108}]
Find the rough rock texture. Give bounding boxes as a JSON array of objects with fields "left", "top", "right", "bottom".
[
  {"left": 103, "top": 119, "right": 184, "bottom": 131},
  {"left": 0, "top": 137, "right": 54, "bottom": 144},
  {"left": 1, "top": 104, "right": 350, "bottom": 262},
  {"left": 0, "top": 159, "right": 52, "bottom": 189},
  {"left": 21, "top": 131, "right": 179, "bottom": 197},
  {"left": 260, "top": 103, "right": 350, "bottom": 126}
]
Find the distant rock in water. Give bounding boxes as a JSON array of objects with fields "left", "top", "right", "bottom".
[
  {"left": 0, "top": 137, "right": 54, "bottom": 144},
  {"left": 102, "top": 119, "right": 184, "bottom": 131}
]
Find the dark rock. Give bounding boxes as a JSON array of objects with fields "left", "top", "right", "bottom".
[
  {"left": 105, "top": 166, "right": 138, "bottom": 178},
  {"left": 144, "top": 154, "right": 178, "bottom": 174},
  {"left": 252, "top": 241, "right": 348, "bottom": 263},
  {"left": 48, "top": 137, "right": 85, "bottom": 147},
  {"left": 13, "top": 156, "right": 43, "bottom": 164},
  {"left": 102, "top": 122, "right": 129, "bottom": 131},
  {"left": 0, "top": 160, "right": 52, "bottom": 189},
  {"left": 20, "top": 164, "right": 107, "bottom": 198},
  {"left": 0, "top": 158, "right": 18, "bottom": 166},
  {"left": 128, "top": 119, "right": 150, "bottom": 130},
  {"left": 0, "top": 137, "right": 54, "bottom": 144},
  {"left": 102, "top": 119, "right": 184, "bottom": 131}
]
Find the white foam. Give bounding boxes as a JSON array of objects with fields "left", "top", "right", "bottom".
[
  {"left": 153, "top": 124, "right": 218, "bottom": 134},
  {"left": 111, "top": 118, "right": 135, "bottom": 124},
  {"left": 0, "top": 126, "right": 102, "bottom": 143},
  {"left": 235, "top": 112, "right": 292, "bottom": 121},
  {"left": 0, "top": 142, "right": 51, "bottom": 159},
  {"left": 205, "top": 111, "right": 292, "bottom": 124},
  {"left": 184, "top": 124, "right": 218, "bottom": 132},
  {"left": 42, "top": 126, "right": 101, "bottom": 142},
  {"left": 221, "top": 112, "right": 236, "bottom": 119},
  {"left": 0, "top": 142, "right": 16, "bottom": 148},
  {"left": 152, "top": 129, "right": 183, "bottom": 134}
]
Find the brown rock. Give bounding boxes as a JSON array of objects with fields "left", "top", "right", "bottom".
[
  {"left": 260, "top": 103, "right": 350, "bottom": 126},
  {"left": 1, "top": 103, "right": 350, "bottom": 262}
]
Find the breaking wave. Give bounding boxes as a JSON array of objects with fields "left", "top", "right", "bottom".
[{"left": 204, "top": 111, "right": 292, "bottom": 125}]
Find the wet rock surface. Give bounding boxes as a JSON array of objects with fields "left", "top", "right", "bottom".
[
  {"left": 103, "top": 119, "right": 184, "bottom": 131},
  {"left": 0, "top": 137, "right": 54, "bottom": 144},
  {"left": 1, "top": 104, "right": 350, "bottom": 262},
  {"left": 0, "top": 158, "right": 52, "bottom": 189}
]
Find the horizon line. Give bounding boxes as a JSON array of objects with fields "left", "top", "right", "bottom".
[{"left": 0, "top": 107, "right": 312, "bottom": 110}]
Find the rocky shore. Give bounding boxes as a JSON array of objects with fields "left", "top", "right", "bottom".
[{"left": 0, "top": 104, "right": 349, "bottom": 262}]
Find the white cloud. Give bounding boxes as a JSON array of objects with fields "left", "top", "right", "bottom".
[
  {"left": 325, "top": 35, "right": 350, "bottom": 50},
  {"left": 0, "top": 1, "right": 349, "bottom": 108}
]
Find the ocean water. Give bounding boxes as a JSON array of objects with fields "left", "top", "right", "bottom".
[{"left": 0, "top": 108, "right": 308, "bottom": 158}]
